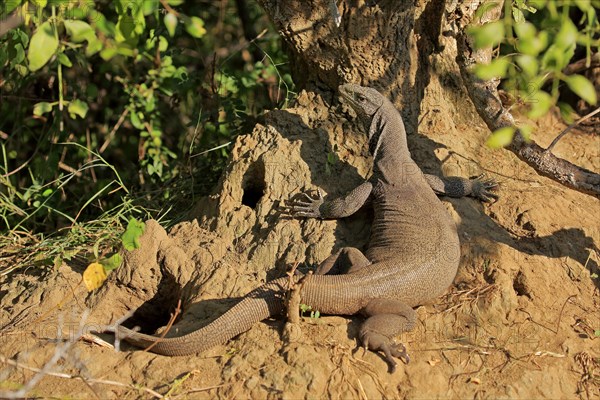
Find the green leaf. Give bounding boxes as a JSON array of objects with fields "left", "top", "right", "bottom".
[
  {"left": 299, "top": 304, "right": 312, "bottom": 313},
  {"left": 486, "top": 126, "right": 516, "bottom": 148},
  {"left": 469, "top": 21, "right": 505, "bottom": 49},
  {"left": 518, "top": 124, "right": 533, "bottom": 142},
  {"left": 517, "top": 30, "right": 548, "bottom": 56},
  {"left": 129, "top": 109, "right": 144, "bottom": 129},
  {"left": 473, "top": 57, "right": 509, "bottom": 80},
  {"left": 64, "top": 20, "right": 102, "bottom": 56},
  {"left": 28, "top": 21, "right": 59, "bottom": 71},
  {"left": 558, "top": 102, "right": 576, "bottom": 124},
  {"left": 564, "top": 75, "right": 597, "bottom": 105},
  {"left": 68, "top": 99, "right": 89, "bottom": 119},
  {"left": 16, "top": 29, "right": 29, "bottom": 48},
  {"left": 516, "top": 55, "right": 538, "bottom": 76},
  {"left": 514, "top": 0, "right": 537, "bottom": 13},
  {"left": 164, "top": 13, "right": 178, "bottom": 37},
  {"left": 15, "top": 64, "right": 28, "bottom": 76},
  {"left": 555, "top": 19, "right": 578, "bottom": 50},
  {"left": 121, "top": 218, "right": 145, "bottom": 251},
  {"left": 57, "top": 52, "right": 72, "bottom": 67},
  {"left": 512, "top": 7, "right": 525, "bottom": 23},
  {"left": 64, "top": 20, "right": 94, "bottom": 43},
  {"left": 184, "top": 16, "right": 206, "bottom": 38},
  {"left": 474, "top": 1, "right": 500, "bottom": 21},
  {"left": 158, "top": 36, "right": 168, "bottom": 52},
  {"left": 514, "top": 21, "right": 536, "bottom": 40},
  {"left": 62, "top": 248, "right": 80, "bottom": 261},
  {"left": 33, "top": 101, "right": 54, "bottom": 116},
  {"left": 100, "top": 43, "right": 118, "bottom": 60},
  {"left": 526, "top": 90, "right": 553, "bottom": 119},
  {"left": 85, "top": 37, "right": 103, "bottom": 56},
  {"left": 102, "top": 253, "right": 123, "bottom": 272},
  {"left": 5, "top": 0, "right": 23, "bottom": 14},
  {"left": 574, "top": 0, "right": 591, "bottom": 11},
  {"left": 12, "top": 43, "right": 25, "bottom": 64},
  {"left": 541, "top": 43, "right": 573, "bottom": 71},
  {"left": 528, "top": 0, "right": 546, "bottom": 8}
]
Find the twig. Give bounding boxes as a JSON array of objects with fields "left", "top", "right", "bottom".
[
  {"left": 0, "top": 310, "right": 91, "bottom": 399},
  {"left": 85, "top": 128, "right": 97, "bottom": 182},
  {"left": 58, "top": 161, "right": 83, "bottom": 176},
  {"left": 545, "top": 107, "right": 600, "bottom": 153},
  {"left": 555, "top": 294, "right": 577, "bottom": 334},
  {"left": 0, "top": 11, "right": 24, "bottom": 37},
  {"left": 80, "top": 333, "right": 114, "bottom": 349},
  {"left": 189, "top": 141, "right": 232, "bottom": 158},
  {"left": 173, "top": 383, "right": 232, "bottom": 398},
  {"left": 99, "top": 108, "right": 129, "bottom": 154},
  {"left": 159, "top": 0, "right": 179, "bottom": 17},
  {"left": 142, "top": 299, "right": 182, "bottom": 353},
  {"left": 0, "top": 355, "right": 164, "bottom": 399}
]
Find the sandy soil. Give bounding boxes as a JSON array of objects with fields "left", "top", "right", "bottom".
[{"left": 1, "top": 88, "right": 598, "bottom": 399}]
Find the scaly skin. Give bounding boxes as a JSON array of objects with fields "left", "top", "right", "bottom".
[{"left": 115, "top": 84, "right": 496, "bottom": 372}]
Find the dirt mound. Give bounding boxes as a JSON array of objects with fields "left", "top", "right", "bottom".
[{"left": 1, "top": 88, "right": 598, "bottom": 398}]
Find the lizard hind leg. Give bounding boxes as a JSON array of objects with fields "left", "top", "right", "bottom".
[
  {"left": 359, "top": 298, "right": 416, "bottom": 372},
  {"left": 315, "top": 247, "right": 371, "bottom": 275}
]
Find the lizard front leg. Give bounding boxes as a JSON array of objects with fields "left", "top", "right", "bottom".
[
  {"left": 423, "top": 174, "right": 499, "bottom": 202},
  {"left": 289, "top": 181, "right": 374, "bottom": 219}
]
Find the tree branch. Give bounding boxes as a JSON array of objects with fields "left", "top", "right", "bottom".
[
  {"left": 454, "top": 2, "right": 600, "bottom": 198},
  {"left": 0, "top": 11, "right": 24, "bottom": 37},
  {"left": 546, "top": 106, "right": 600, "bottom": 153}
]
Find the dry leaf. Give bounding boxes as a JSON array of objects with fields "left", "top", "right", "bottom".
[{"left": 83, "top": 262, "right": 107, "bottom": 291}]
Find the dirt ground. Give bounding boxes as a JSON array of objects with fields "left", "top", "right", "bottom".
[{"left": 1, "top": 87, "right": 599, "bottom": 399}]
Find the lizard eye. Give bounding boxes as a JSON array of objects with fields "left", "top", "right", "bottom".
[{"left": 356, "top": 94, "right": 366, "bottom": 102}]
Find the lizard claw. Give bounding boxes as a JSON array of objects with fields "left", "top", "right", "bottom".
[
  {"left": 286, "top": 189, "right": 325, "bottom": 218},
  {"left": 471, "top": 174, "right": 499, "bottom": 203},
  {"left": 360, "top": 329, "right": 409, "bottom": 373}
]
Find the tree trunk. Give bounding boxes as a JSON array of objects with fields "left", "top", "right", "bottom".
[{"left": 257, "top": 0, "right": 450, "bottom": 137}]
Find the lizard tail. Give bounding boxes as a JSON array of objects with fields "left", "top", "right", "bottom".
[{"left": 114, "top": 277, "right": 289, "bottom": 356}]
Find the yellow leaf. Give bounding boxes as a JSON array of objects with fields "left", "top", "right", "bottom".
[{"left": 83, "top": 262, "right": 107, "bottom": 291}]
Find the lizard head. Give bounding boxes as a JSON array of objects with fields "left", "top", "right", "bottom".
[
  {"left": 339, "top": 83, "right": 388, "bottom": 156},
  {"left": 339, "top": 83, "right": 384, "bottom": 119}
]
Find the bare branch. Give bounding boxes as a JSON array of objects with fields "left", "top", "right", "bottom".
[
  {"left": 0, "top": 12, "right": 24, "bottom": 37},
  {"left": 546, "top": 107, "right": 600, "bottom": 153},
  {"left": 0, "top": 355, "right": 164, "bottom": 399}
]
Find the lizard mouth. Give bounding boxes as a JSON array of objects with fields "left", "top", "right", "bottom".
[
  {"left": 338, "top": 84, "right": 360, "bottom": 108},
  {"left": 338, "top": 84, "right": 354, "bottom": 101}
]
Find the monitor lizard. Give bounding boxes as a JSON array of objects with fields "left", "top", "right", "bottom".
[{"left": 113, "top": 83, "right": 497, "bottom": 371}]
